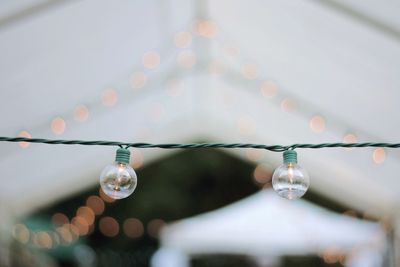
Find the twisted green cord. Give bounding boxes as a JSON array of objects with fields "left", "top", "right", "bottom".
[{"left": 0, "top": 136, "right": 399, "bottom": 152}]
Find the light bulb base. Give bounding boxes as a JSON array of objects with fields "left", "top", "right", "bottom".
[
  {"left": 115, "top": 148, "right": 130, "bottom": 164},
  {"left": 283, "top": 150, "right": 297, "bottom": 164}
]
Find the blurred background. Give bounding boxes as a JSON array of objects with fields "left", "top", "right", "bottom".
[{"left": 0, "top": 0, "right": 400, "bottom": 266}]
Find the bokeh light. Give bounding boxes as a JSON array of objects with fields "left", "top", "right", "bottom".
[
  {"left": 321, "top": 247, "right": 341, "bottom": 264},
  {"left": 241, "top": 64, "right": 258, "bottom": 80},
  {"left": 147, "top": 219, "right": 165, "bottom": 238},
  {"left": 373, "top": 148, "right": 385, "bottom": 164},
  {"left": 73, "top": 104, "right": 89, "bottom": 122},
  {"left": 101, "top": 89, "right": 118, "bottom": 107},
  {"left": 280, "top": 98, "right": 296, "bottom": 112},
  {"left": 343, "top": 133, "right": 357, "bottom": 143},
  {"left": 194, "top": 20, "right": 217, "bottom": 38},
  {"left": 72, "top": 216, "right": 89, "bottom": 236},
  {"left": 18, "top": 130, "right": 31, "bottom": 148},
  {"left": 123, "top": 218, "right": 144, "bottom": 238},
  {"left": 86, "top": 195, "right": 105, "bottom": 215},
  {"left": 131, "top": 149, "right": 144, "bottom": 169},
  {"left": 130, "top": 71, "right": 147, "bottom": 90},
  {"left": 56, "top": 224, "right": 79, "bottom": 244},
  {"left": 51, "top": 117, "right": 66, "bottom": 135},
  {"left": 99, "top": 188, "right": 116, "bottom": 203},
  {"left": 310, "top": 115, "right": 326, "bottom": 133},
  {"left": 99, "top": 217, "right": 119, "bottom": 237},
  {"left": 142, "top": 51, "right": 160, "bottom": 69},
  {"left": 12, "top": 224, "right": 30, "bottom": 244},
  {"left": 343, "top": 133, "right": 357, "bottom": 150},
  {"left": 261, "top": 81, "right": 278, "bottom": 98},
  {"left": 174, "top": 31, "right": 192, "bottom": 48},
  {"left": 52, "top": 213, "right": 69, "bottom": 227},
  {"left": 33, "top": 231, "right": 52, "bottom": 249},
  {"left": 253, "top": 163, "right": 273, "bottom": 185},
  {"left": 76, "top": 206, "right": 95, "bottom": 225}
]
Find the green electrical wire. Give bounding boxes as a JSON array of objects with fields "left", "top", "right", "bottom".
[{"left": 0, "top": 136, "right": 399, "bottom": 152}]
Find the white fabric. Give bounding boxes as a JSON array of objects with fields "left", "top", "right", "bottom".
[
  {"left": 150, "top": 248, "right": 190, "bottom": 267},
  {"left": 160, "top": 190, "right": 385, "bottom": 257}
]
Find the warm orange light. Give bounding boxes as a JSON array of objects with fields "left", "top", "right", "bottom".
[
  {"left": 123, "top": 218, "right": 144, "bottom": 238},
  {"left": 194, "top": 20, "right": 217, "bottom": 38},
  {"left": 261, "top": 81, "right": 278, "bottom": 98},
  {"left": 34, "top": 231, "right": 52, "bottom": 249},
  {"left": 310, "top": 115, "right": 325, "bottom": 133},
  {"left": 12, "top": 224, "right": 30, "bottom": 244},
  {"left": 73, "top": 104, "right": 89, "bottom": 122},
  {"left": 177, "top": 50, "right": 196, "bottom": 68},
  {"left": 174, "top": 31, "right": 192, "bottom": 48},
  {"left": 86, "top": 195, "right": 105, "bottom": 215},
  {"left": 99, "top": 188, "right": 116, "bottom": 203},
  {"left": 343, "top": 133, "right": 357, "bottom": 143},
  {"left": 71, "top": 216, "right": 89, "bottom": 236},
  {"left": 52, "top": 213, "right": 69, "bottom": 227},
  {"left": 51, "top": 231, "right": 61, "bottom": 247},
  {"left": 99, "top": 217, "right": 119, "bottom": 237},
  {"left": 101, "top": 89, "right": 118, "bottom": 107},
  {"left": 18, "top": 130, "right": 31, "bottom": 148},
  {"left": 51, "top": 117, "right": 66, "bottom": 135},
  {"left": 142, "top": 51, "right": 160, "bottom": 69},
  {"left": 321, "top": 248, "right": 341, "bottom": 264},
  {"left": 241, "top": 64, "right": 258, "bottom": 80},
  {"left": 130, "top": 72, "right": 147, "bottom": 90},
  {"left": 131, "top": 149, "right": 144, "bottom": 169},
  {"left": 373, "top": 148, "right": 385, "bottom": 164},
  {"left": 253, "top": 163, "right": 273, "bottom": 185},
  {"left": 343, "top": 133, "right": 357, "bottom": 150},
  {"left": 147, "top": 219, "right": 165, "bottom": 238},
  {"left": 56, "top": 224, "right": 78, "bottom": 244},
  {"left": 76, "top": 206, "right": 95, "bottom": 225},
  {"left": 280, "top": 98, "right": 296, "bottom": 112}
]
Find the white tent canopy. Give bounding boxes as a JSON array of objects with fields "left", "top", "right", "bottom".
[
  {"left": 156, "top": 190, "right": 386, "bottom": 265},
  {"left": 0, "top": 0, "right": 399, "bottom": 261},
  {"left": 0, "top": 0, "right": 398, "bottom": 218}
]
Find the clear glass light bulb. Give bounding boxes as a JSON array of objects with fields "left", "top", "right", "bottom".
[
  {"left": 99, "top": 148, "right": 137, "bottom": 199},
  {"left": 272, "top": 150, "right": 310, "bottom": 200}
]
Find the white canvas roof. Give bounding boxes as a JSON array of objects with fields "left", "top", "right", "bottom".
[
  {"left": 160, "top": 190, "right": 385, "bottom": 256},
  {"left": 0, "top": 0, "right": 399, "bottom": 219}
]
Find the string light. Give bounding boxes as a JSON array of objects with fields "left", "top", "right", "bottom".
[
  {"left": 99, "top": 148, "right": 137, "bottom": 199},
  {"left": 272, "top": 150, "right": 310, "bottom": 200},
  {"left": 1, "top": 136, "right": 400, "bottom": 200}
]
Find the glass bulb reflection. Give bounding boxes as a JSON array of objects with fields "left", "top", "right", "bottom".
[
  {"left": 99, "top": 162, "right": 137, "bottom": 199},
  {"left": 272, "top": 163, "right": 310, "bottom": 200}
]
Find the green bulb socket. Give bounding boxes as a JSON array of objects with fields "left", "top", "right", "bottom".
[
  {"left": 115, "top": 148, "right": 130, "bottom": 164},
  {"left": 283, "top": 150, "right": 297, "bottom": 164}
]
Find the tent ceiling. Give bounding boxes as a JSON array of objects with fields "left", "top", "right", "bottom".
[{"left": 0, "top": 0, "right": 399, "bottom": 217}]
